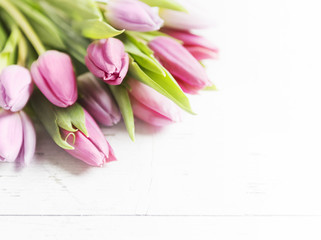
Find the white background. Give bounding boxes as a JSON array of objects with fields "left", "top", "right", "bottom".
[{"left": 2, "top": 0, "right": 321, "bottom": 239}]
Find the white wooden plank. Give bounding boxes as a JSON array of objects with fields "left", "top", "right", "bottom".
[{"left": 1, "top": 216, "right": 321, "bottom": 240}]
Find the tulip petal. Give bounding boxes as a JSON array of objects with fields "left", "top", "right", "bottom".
[
  {"left": 0, "top": 111, "right": 23, "bottom": 162},
  {"left": 32, "top": 51, "right": 77, "bottom": 107},
  {"left": 16, "top": 111, "right": 36, "bottom": 165},
  {"left": 0, "top": 65, "right": 33, "bottom": 112}
]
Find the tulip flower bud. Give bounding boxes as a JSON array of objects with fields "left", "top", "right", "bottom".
[
  {"left": 104, "top": 0, "right": 164, "bottom": 32},
  {"left": 85, "top": 38, "right": 129, "bottom": 85},
  {"left": 127, "top": 78, "right": 181, "bottom": 126},
  {"left": 78, "top": 73, "right": 121, "bottom": 126},
  {"left": 159, "top": 8, "right": 212, "bottom": 31},
  {"left": 0, "top": 65, "right": 33, "bottom": 112},
  {"left": 161, "top": 29, "right": 219, "bottom": 60},
  {"left": 60, "top": 110, "right": 116, "bottom": 167},
  {"left": 0, "top": 110, "right": 36, "bottom": 164},
  {"left": 31, "top": 50, "right": 78, "bottom": 108},
  {"left": 148, "top": 36, "right": 211, "bottom": 94}
]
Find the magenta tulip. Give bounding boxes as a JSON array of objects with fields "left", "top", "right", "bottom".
[
  {"left": 31, "top": 50, "right": 77, "bottom": 108},
  {"left": 148, "top": 36, "right": 211, "bottom": 94},
  {"left": 0, "top": 110, "right": 36, "bottom": 164},
  {"left": 159, "top": 9, "right": 211, "bottom": 31},
  {"left": 161, "top": 28, "right": 219, "bottom": 60},
  {"left": 127, "top": 78, "right": 181, "bottom": 126},
  {"left": 0, "top": 65, "right": 33, "bottom": 112},
  {"left": 78, "top": 73, "right": 121, "bottom": 126},
  {"left": 85, "top": 38, "right": 129, "bottom": 85},
  {"left": 104, "top": 0, "right": 163, "bottom": 32},
  {"left": 60, "top": 110, "right": 116, "bottom": 167}
]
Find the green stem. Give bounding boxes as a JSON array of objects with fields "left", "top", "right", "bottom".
[{"left": 0, "top": 0, "right": 46, "bottom": 55}]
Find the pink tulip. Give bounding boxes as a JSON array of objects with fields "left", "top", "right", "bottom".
[
  {"left": 0, "top": 65, "right": 33, "bottom": 112},
  {"left": 60, "top": 110, "right": 116, "bottom": 167},
  {"left": 85, "top": 38, "right": 129, "bottom": 85},
  {"left": 127, "top": 78, "right": 181, "bottom": 126},
  {"left": 105, "top": 0, "right": 164, "bottom": 32},
  {"left": 148, "top": 36, "right": 211, "bottom": 94},
  {"left": 0, "top": 110, "right": 36, "bottom": 164},
  {"left": 161, "top": 28, "right": 219, "bottom": 60},
  {"left": 31, "top": 50, "right": 77, "bottom": 108},
  {"left": 78, "top": 73, "right": 121, "bottom": 126},
  {"left": 159, "top": 9, "right": 211, "bottom": 31}
]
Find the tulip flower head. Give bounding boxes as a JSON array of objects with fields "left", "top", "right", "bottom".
[
  {"left": 60, "top": 110, "right": 116, "bottom": 167},
  {"left": 0, "top": 65, "right": 33, "bottom": 112},
  {"left": 127, "top": 78, "right": 181, "bottom": 126},
  {"left": 85, "top": 38, "right": 129, "bottom": 85},
  {"left": 78, "top": 73, "right": 121, "bottom": 126},
  {"left": 105, "top": 0, "right": 164, "bottom": 32},
  {"left": 149, "top": 36, "right": 211, "bottom": 94},
  {"left": 0, "top": 110, "right": 36, "bottom": 164},
  {"left": 31, "top": 50, "right": 78, "bottom": 108},
  {"left": 159, "top": 8, "right": 212, "bottom": 31},
  {"left": 161, "top": 28, "right": 219, "bottom": 60}
]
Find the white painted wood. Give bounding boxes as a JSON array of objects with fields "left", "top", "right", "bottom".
[{"left": 2, "top": 0, "right": 321, "bottom": 238}]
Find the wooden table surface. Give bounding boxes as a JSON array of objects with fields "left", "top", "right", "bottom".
[{"left": 2, "top": 0, "right": 321, "bottom": 239}]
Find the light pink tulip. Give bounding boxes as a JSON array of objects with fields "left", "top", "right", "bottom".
[
  {"left": 60, "top": 110, "right": 116, "bottom": 167},
  {"left": 78, "top": 73, "right": 121, "bottom": 126},
  {"left": 105, "top": 0, "right": 164, "bottom": 32},
  {"left": 127, "top": 78, "right": 181, "bottom": 126},
  {"left": 0, "top": 110, "right": 36, "bottom": 164},
  {"left": 161, "top": 28, "right": 219, "bottom": 60},
  {"left": 85, "top": 38, "right": 129, "bottom": 85},
  {"left": 31, "top": 50, "right": 77, "bottom": 108},
  {"left": 148, "top": 36, "right": 211, "bottom": 94},
  {"left": 0, "top": 65, "right": 33, "bottom": 112},
  {"left": 159, "top": 9, "right": 211, "bottom": 31}
]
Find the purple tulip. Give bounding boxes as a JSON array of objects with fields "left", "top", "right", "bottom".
[
  {"left": 78, "top": 73, "right": 121, "bottom": 126},
  {"left": 148, "top": 36, "right": 211, "bottom": 94},
  {"left": 60, "top": 110, "right": 116, "bottom": 167},
  {"left": 0, "top": 110, "right": 36, "bottom": 164},
  {"left": 31, "top": 50, "right": 78, "bottom": 108},
  {"left": 0, "top": 65, "right": 33, "bottom": 112},
  {"left": 127, "top": 78, "right": 181, "bottom": 126},
  {"left": 104, "top": 0, "right": 164, "bottom": 32},
  {"left": 159, "top": 9, "right": 211, "bottom": 31},
  {"left": 85, "top": 38, "right": 129, "bottom": 85},
  {"left": 161, "top": 28, "right": 219, "bottom": 61}
]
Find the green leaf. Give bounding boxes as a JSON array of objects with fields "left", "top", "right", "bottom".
[
  {"left": 80, "top": 19, "right": 124, "bottom": 39},
  {"left": 10, "top": 0, "right": 65, "bottom": 49},
  {"left": 30, "top": 91, "right": 89, "bottom": 150},
  {"left": 140, "top": 0, "right": 187, "bottom": 12},
  {"left": 30, "top": 91, "right": 74, "bottom": 150},
  {"left": 39, "top": 0, "right": 123, "bottom": 40},
  {"left": 129, "top": 58, "right": 194, "bottom": 114},
  {"left": 0, "top": 21, "right": 7, "bottom": 51},
  {"left": 123, "top": 38, "right": 165, "bottom": 76},
  {"left": 203, "top": 83, "right": 218, "bottom": 91},
  {"left": 109, "top": 85, "right": 135, "bottom": 142},
  {"left": 0, "top": 24, "right": 19, "bottom": 71}
]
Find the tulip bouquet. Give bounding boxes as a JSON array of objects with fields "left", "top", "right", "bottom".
[{"left": 0, "top": 0, "right": 218, "bottom": 167}]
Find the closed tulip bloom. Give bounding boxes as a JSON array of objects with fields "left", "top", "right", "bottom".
[
  {"left": 149, "top": 36, "right": 211, "bottom": 94},
  {"left": 60, "top": 110, "right": 116, "bottom": 167},
  {"left": 105, "top": 0, "right": 164, "bottom": 32},
  {"left": 31, "top": 50, "right": 77, "bottom": 108},
  {"left": 0, "top": 110, "right": 36, "bottom": 164},
  {"left": 78, "top": 73, "right": 121, "bottom": 126},
  {"left": 85, "top": 38, "right": 129, "bottom": 85},
  {"left": 159, "top": 9, "right": 211, "bottom": 31},
  {"left": 161, "top": 29, "right": 219, "bottom": 60},
  {"left": 0, "top": 65, "right": 33, "bottom": 112},
  {"left": 127, "top": 78, "right": 181, "bottom": 126}
]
